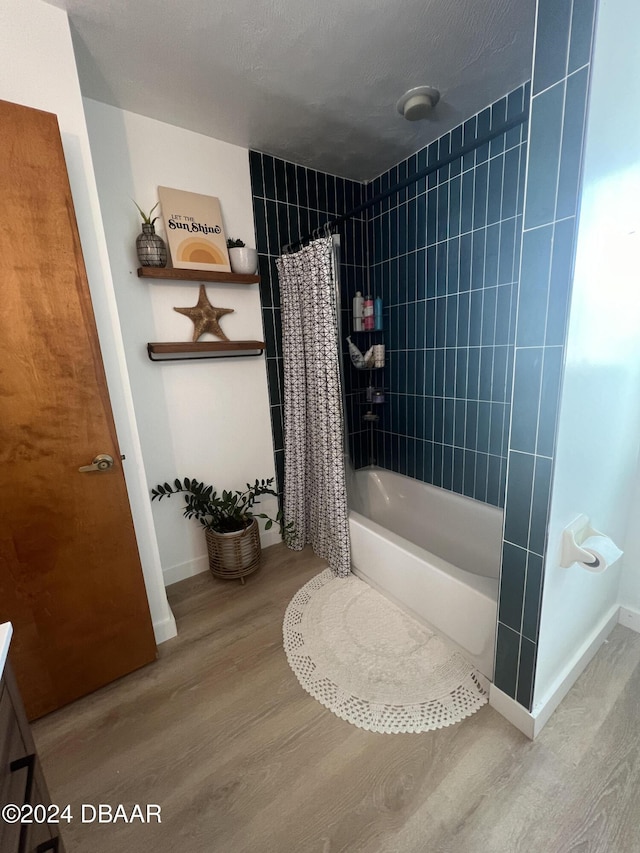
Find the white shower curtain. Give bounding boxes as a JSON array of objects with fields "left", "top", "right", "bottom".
[{"left": 276, "top": 236, "right": 351, "bottom": 577}]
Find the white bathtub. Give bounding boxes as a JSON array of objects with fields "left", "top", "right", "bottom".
[{"left": 347, "top": 467, "right": 503, "bottom": 679}]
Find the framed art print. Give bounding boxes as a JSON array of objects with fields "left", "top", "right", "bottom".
[{"left": 158, "top": 187, "right": 231, "bottom": 272}]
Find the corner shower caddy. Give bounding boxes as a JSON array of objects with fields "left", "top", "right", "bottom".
[
  {"left": 138, "top": 267, "right": 265, "bottom": 361},
  {"left": 346, "top": 326, "right": 386, "bottom": 427}
]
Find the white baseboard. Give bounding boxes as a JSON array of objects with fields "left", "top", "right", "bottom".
[
  {"left": 491, "top": 604, "right": 620, "bottom": 740},
  {"left": 162, "top": 554, "right": 210, "bottom": 587},
  {"left": 618, "top": 606, "right": 640, "bottom": 633},
  {"left": 162, "top": 527, "right": 282, "bottom": 588},
  {"left": 260, "top": 526, "right": 282, "bottom": 549},
  {"left": 489, "top": 685, "right": 536, "bottom": 739},
  {"left": 530, "top": 605, "right": 620, "bottom": 737},
  {"left": 152, "top": 613, "right": 177, "bottom": 644}
]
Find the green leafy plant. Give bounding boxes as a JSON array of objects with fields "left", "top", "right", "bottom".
[
  {"left": 151, "top": 476, "right": 294, "bottom": 541},
  {"left": 226, "top": 237, "right": 246, "bottom": 248},
  {"left": 133, "top": 200, "right": 160, "bottom": 225}
]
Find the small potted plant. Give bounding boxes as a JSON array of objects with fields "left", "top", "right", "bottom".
[
  {"left": 151, "top": 476, "right": 292, "bottom": 583},
  {"left": 134, "top": 200, "right": 167, "bottom": 268},
  {"left": 226, "top": 237, "right": 258, "bottom": 275}
]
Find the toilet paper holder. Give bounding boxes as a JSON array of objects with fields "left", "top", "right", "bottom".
[{"left": 560, "top": 514, "right": 616, "bottom": 568}]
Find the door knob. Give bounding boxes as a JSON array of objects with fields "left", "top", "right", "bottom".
[{"left": 78, "top": 453, "right": 115, "bottom": 473}]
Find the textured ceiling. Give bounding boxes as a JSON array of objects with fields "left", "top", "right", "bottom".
[{"left": 45, "top": 0, "right": 535, "bottom": 182}]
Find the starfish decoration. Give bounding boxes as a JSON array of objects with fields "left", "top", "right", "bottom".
[{"left": 174, "top": 285, "right": 234, "bottom": 342}]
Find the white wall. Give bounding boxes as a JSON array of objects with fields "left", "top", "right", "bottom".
[
  {"left": 82, "top": 101, "right": 278, "bottom": 585},
  {"left": 0, "top": 0, "right": 176, "bottom": 641},
  {"left": 621, "top": 461, "right": 640, "bottom": 611},
  {"left": 533, "top": 0, "right": 640, "bottom": 707}
]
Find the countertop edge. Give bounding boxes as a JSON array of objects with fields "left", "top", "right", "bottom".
[{"left": 0, "top": 623, "right": 13, "bottom": 678}]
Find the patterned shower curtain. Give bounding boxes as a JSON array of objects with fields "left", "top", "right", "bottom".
[{"left": 276, "top": 236, "right": 351, "bottom": 577}]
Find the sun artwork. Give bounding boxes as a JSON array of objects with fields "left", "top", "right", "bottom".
[
  {"left": 157, "top": 188, "right": 231, "bottom": 272},
  {"left": 177, "top": 238, "right": 226, "bottom": 265}
]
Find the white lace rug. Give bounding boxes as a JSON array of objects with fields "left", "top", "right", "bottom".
[{"left": 283, "top": 569, "right": 488, "bottom": 734}]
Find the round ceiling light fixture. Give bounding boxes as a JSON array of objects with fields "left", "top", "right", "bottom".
[{"left": 396, "top": 86, "right": 440, "bottom": 121}]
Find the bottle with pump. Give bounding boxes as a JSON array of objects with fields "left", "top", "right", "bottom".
[
  {"left": 363, "top": 295, "right": 374, "bottom": 331},
  {"left": 352, "top": 291, "right": 363, "bottom": 332}
]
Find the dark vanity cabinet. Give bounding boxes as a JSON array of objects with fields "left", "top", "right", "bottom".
[{"left": 0, "top": 662, "right": 64, "bottom": 853}]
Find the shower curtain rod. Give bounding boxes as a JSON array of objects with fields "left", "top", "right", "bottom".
[{"left": 282, "top": 107, "right": 529, "bottom": 254}]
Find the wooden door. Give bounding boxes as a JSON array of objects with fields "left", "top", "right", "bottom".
[{"left": 0, "top": 100, "right": 157, "bottom": 720}]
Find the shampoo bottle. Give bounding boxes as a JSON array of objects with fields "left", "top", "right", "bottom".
[
  {"left": 363, "top": 295, "right": 374, "bottom": 331},
  {"left": 374, "top": 297, "right": 383, "bottom": 331},
  {"left": 353, "top": 291, "right": 363, "bottom": 332}
]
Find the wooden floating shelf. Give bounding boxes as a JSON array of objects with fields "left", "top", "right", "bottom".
[
  {"left": 147, "top": 341, "right": 265, "bottom": 361},
  {"left": 138, "top": 267, "right": 259, "bottom": 285}
]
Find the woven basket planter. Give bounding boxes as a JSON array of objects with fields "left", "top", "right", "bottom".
[{"left": 204, "top": 518, "right": 261, "bottom": 584}]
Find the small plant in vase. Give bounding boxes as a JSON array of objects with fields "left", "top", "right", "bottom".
[
  {"left": 151, "top": 476, "right": 293, "bottom": 583},
  {"left": 226, "top": 237, "right": 258, "bottom": 275},
  {"left": 134, "top": 200, "right": 167, "bottom": 268}
]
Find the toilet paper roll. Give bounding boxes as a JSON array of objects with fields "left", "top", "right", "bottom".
[{"left": 578, "top": 535, "right": 623, "bottom": 573}]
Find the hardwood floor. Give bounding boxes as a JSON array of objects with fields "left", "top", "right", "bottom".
[{"left": 33, "top": 544, "right": 640, "bottom": 852}]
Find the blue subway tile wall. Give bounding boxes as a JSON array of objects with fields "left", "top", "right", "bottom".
[
  {"left": 250, "top": 0, "right": 596, "bottom": 716},
  {"left": 366, "top": 84, "right": 529, "bottom": 508},
  {"left": 494, "top": 0, "right": 598, "bottom": 710},
  {"left": 249, "top": 151, "right": 368, "bottom": 489}
]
